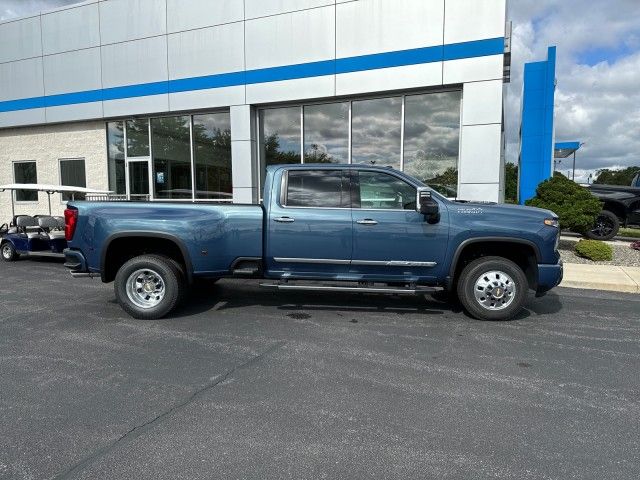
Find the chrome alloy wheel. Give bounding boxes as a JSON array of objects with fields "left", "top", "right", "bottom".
[
  {"left": 126, "top": 268, "right": 166, "bottom": 309},
  {"left": 2, "top": 244, "right": 12, "bottom": 259},
  {"left": 473, "top": 270, "right": 516, "bottom": 311}
]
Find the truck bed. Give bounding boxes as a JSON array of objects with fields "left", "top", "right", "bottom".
[{"left": 70, "top": 201, "right": 264, "bottom": 276}]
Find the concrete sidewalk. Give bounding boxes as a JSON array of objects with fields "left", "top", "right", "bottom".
[{"left": 560, "top": 263, "right": 640, "bottom": 293}]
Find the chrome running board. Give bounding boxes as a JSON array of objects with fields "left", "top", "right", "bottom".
[{"left": 260, "top": 282, "right": 441, "bottom": 295}]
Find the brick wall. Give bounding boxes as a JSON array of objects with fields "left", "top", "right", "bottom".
[{"left": 0, "top": 121, "right": 107, "bottom": 218}]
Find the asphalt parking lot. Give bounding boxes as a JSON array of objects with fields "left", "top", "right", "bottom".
[{"left": 1, "top": 259, "right": 639, "bottom": 480}]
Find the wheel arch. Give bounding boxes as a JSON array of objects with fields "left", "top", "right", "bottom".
[
  {"left": 101, "top": 231, "right": 193, "bottom": 284},
  {"left": 448, "top": 237, "right": 541, "bottom": 291}
]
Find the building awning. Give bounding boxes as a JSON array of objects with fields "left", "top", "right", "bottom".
[{"left": 554, "top": 141, "right": 581, "bottom": 158}]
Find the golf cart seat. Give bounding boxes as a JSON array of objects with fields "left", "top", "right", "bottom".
[
  {"left": 38, "top": 216, "right": 65, "bottom": 240},
  {"left": 53, "top": 216, "right": 65, "bottom": 230},
  {"left": 15, "top": 216, "right": 42, "bottom": 238}
]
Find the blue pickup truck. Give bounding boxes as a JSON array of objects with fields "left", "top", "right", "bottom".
[{"left": 64, "top": 164, "right": 563, "bottom": 321}]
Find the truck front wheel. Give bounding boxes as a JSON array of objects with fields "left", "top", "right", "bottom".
[
  {"left": 114, "top": 255, "right": 184, "bottom": 320},
  {"left": 456, "top": 256, "right": 528, "bottom": 321}
]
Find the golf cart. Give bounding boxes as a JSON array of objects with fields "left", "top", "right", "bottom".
[{"left": 0, "top": 183, "right": 111, "bottom": 262}]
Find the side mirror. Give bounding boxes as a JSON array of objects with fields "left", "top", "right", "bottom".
[{"left": 417, "top": 188, "right": 440, "bottom": 223}]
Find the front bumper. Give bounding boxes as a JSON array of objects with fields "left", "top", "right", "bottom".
[{"left": 536, "top": 259, "right": 563, "bottom": 296}]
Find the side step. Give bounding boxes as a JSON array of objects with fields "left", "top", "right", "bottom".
[{"left": 260, "top": 282, "right": 442, "bottom": 295}]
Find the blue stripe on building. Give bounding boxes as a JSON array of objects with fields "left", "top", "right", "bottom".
[{"left": 0, "top": 37, "right": 504, "bottom": 113}]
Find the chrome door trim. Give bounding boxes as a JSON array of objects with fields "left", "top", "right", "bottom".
[
  {"left": 274, "top": 257, "right": 351, "bottom": 265},
  {"left": 356, "top": 219, "right": 378, "bottom": 225},
  {"left": 351, "top": 260, "right": 437, "bottom": 267}
]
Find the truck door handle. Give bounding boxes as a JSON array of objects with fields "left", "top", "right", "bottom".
[
  {"left": 356, "top": 219, "right": 378, "bottom": 225},
  {"left": 273, "top": 216, "right": 295, "bottom": 223}
]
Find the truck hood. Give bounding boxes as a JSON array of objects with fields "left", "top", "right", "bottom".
[{"left": 450, "top": 201, "right": 557, "bottom": 221}]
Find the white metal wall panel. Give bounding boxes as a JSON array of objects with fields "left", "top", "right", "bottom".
[
  {"left": 103, "top": 94, "right": 169, "bottom": 118},
  {"left": 336, "top": 63, "right": 442, "bottom": 97},
  {"left": 246, "top": 76, "right": 335, "bottom": 105},
  {"left": 457, "top": 183, "right": 500, "bottom": 203},
  {"left": 0, "top": 58, "right": 44, "bottom": 101},
  {"left": 442, "top": 55, "right": 504, "bottom": 85},
  {"left": 336, "top": 0, "right": 444, "bottom": 58},
  {"left": 0, "top": 16, "right": 42, "bottom": 63},
  {"left": 444, "top": 0, "right": 506, "bottom": 44},
  {"left": 166, "top": 0, "right": 244, "bottom": 33},
  {"left": 101, "top": 36, "right": 168, "bottom": 88},
  {"left": 99, "top": 0, "right": 167, "bottom": 45},
  {"left": 169, "top": 86, "right": 245, "bottom": 112},
  {"left": 461, "top": 80, "right": 503, "bottom": 126},
  {"left": 245, "top": 6, "right": 335, "bottom": 70},
  {"left": 41, "top": 3, "right": 101, "bottom": 55},
  {"left": 0, "top": 109, "right": 46, "bottom": 128},
  {"left": 245, "top": 0, "right": 334, "bottom": 20},
  {"left": 44, "top": 48, "right": 102, "bottom": 95},
  {"left": 458, "top": 123, "right": 502, "bottom": 184},
  {"left": 168, "top": 23, "right": 244, "bottom": 80}
]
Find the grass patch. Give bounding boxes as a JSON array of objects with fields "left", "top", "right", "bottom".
[
  {"left": 574, "top": 239, "right": 613, "bottom": 261},
  {"left": 619, "top": 228, "right": 640, "bottom": 238}
]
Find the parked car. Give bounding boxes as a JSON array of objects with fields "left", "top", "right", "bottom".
[
  {"left": 586, "top": 173, "right": 640, "bottom": 240},
  {"left": 63, "top": 164, "right": 563, "bottom": 321}
]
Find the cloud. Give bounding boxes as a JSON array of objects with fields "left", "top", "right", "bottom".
[
  {"left": 0, "top": 0, "right": 82, "bottom": 21},
  {"left": 506, "top": 0, "right": 640, "bottom": 182}
]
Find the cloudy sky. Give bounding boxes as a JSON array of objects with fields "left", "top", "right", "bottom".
[{"left": 1, "top": 0, "right": 639, "bottom": 182}]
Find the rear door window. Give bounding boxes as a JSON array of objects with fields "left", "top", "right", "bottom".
[{"left": 284, "top": 170, "right": 349, "bottom": 208}]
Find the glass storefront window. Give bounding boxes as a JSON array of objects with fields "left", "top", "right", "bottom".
[
  {"left": 403, "top": 91, "right": 461, "bottom": 197},
  {"left": 151, "top": 116, "right": 192, "bottom": 199},
  {"left": 126, "top": 118, "right": 150, "bottom": 157},
  {"left": 193, "top": 113, "right": 232, "bottom": 200},
  {"left": 258, "top": 107, "right": 301, "bottom": 187},
  {"left": 303, "top": 102, "right": 349, "bottom": 163},
  {"left": 351, "top": 97, "right": 402, "bottom": 169},
  {"left": 107, "top": 121, "right": 125, "bottom": 195}
]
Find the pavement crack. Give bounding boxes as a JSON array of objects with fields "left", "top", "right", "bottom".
[{"left": 53, "top": 341, "right": 285, "bottom": 480}]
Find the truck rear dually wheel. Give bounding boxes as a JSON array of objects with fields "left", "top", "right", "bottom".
[
  {"left": 114, "top": 255, "right": 184, "bottom": 320},
  {"left": 456, "top": 256, "right": 528, "bottom": 321}
]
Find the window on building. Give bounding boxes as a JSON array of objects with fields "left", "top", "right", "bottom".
[
  {"left": 13, "top": 161, "right": 38, "bottom": 201},
  {"left": 126, "top": 118, "right": 150, "bottom": 157},
  {"left": 285, "top": 170, "right": 348, "bottom": 208},
  {"left": 151, "top": 116, "right": 192, "bottom": 199},
  {"left": 258, "top": 107, "right": 301, "bottom": 189},
  {"left": 356, "top": 171, "right": 416, "bottom": 210},
  {"left": 303, "top": 102, "right": 349, "bottom": 164},
  {"left": 403, "top": 91, "right": 461, "bottom": 197},
  {"left": 107, "top": 121, "right": 126, "bottom": 195},
  {"left": 351, "top": 97, "right": 402, "bottom": 169},
  {"left": 193, "top": 113, "right": 232, "bottom": 200},
  {"left": 59, "top": 158, "right": 86, "bottom": 201}
]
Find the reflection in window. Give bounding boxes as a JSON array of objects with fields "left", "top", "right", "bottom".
[
  {"left": 126, "top": 118, "right": 150, "bottom": 157},
  {"left": 151, "top": 116, "right": 192, "bottom": 199},
  {"left": 285, "top": 170, "right": 347, "bottom": 208},
  {"left": 303, "top": 103, "right": 348, "bottom": 163},
  {"left": 60, "top": 159, "right": 86, "bottom": 201},
  {"left": 357, "top": 171, "right": 416, "bottom": 210},
  {"left": 107, "top": 121, "right": 125, "bottom": 194},
  {"left": 193, "top": 113, "right": 232, "bottom": 200},
  {"left": 403, "top": 91, "right": 461, "bottom": 197},
  {"left": 351, "top": 97, "right": 402, "bottom": 169},
  {"left": 259, "top": 107, "right": 301, "bottom": 187},
  {"left": 13, "top": 161, "right": 38, "bottom": 201}
]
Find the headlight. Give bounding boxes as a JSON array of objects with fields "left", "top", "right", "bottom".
[{"left": 544, "top": 218, "right": 559, "bottom": 228}]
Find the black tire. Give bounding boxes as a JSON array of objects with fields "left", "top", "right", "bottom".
[
  {"left": 1, "top": 242, "right": 18, "bottom": 262},
  {"left": 114, "top": 255, "right": 184, "bottom": 320},
  {"left": 456, "top": 256, "right": 528, "bottom": 321},
  {"left": 586, "top": 210, "right": 620, "bottom": 241},
  {"left": 149, "top": 254, "right": 187, "bottom": 305}
]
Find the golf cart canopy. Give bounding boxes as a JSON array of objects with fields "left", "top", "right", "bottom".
[{"left": 0, "top": 183, "right": 113, "bottom": 216}]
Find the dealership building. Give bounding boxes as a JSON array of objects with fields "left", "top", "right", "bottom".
[{"left": 0, "top": 0, "right": 509, "bottom": 216}]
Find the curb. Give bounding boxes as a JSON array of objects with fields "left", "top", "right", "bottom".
[{"left": 559, "top": 263, "right": 640, "bottom": 294}]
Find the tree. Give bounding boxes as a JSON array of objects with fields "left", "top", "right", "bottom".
[
  {"left": 504, "top": 163, "right": 518, "bottom": 203},
  {"left": 594, "top": 166, "right": 640, "bottom": 186},
  {"left": 525, "top": 172, "right": 602, "bottom": 234}
]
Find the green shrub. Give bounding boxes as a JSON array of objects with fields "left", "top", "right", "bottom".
[
  {"left": 619, "top": 228, "right": 640, "bottom": 239},
  {"left": 574, "top": 239, "right": 613, "bottom": 261},
  {"left": 525, "top": 173, "right": 602, "bottom": 234}
]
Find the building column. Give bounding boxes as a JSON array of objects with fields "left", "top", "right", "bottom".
[
  {"left": 230, "top": 105, "right": 258, "bottom": 204},
  {"left": 457, "top": 80, "right": 504, "bottom": 203}
]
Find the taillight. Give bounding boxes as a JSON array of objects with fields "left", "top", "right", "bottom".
[{"left": 64, "top": 207, "right": 78, "bottom": 241}]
